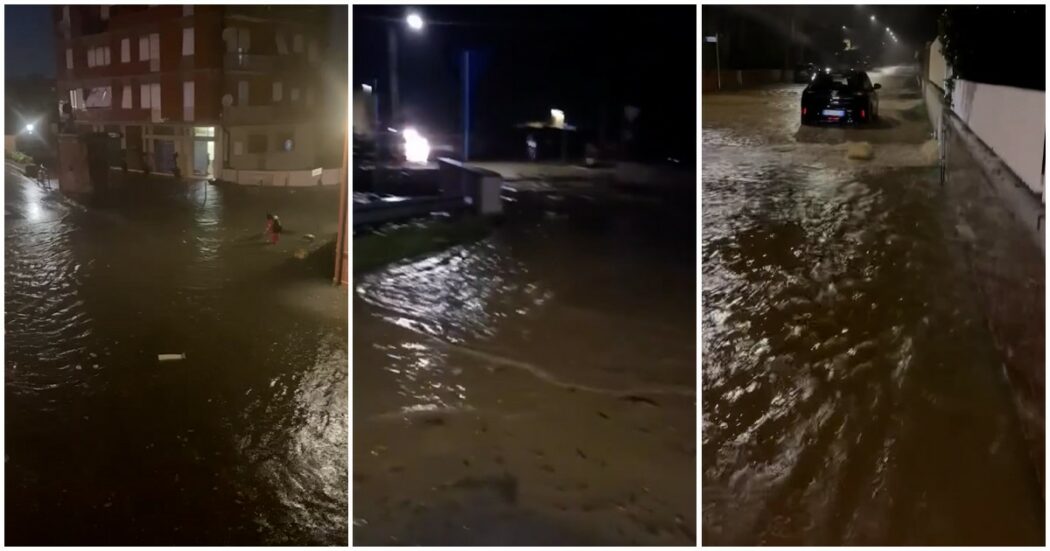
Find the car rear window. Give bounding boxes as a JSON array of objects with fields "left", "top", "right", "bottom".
[{"left": 810, "top": 74, "right": 864, "bottom": 91}]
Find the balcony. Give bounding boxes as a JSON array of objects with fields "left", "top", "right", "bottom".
[
  {"left": 222, "top": 103, "right": 315, "bottom": 126},
  {"left": 224, "top": 52, "right": 275, "bottom": 73},
  {"left": 223, "top": 52, "right": 310, "bottom": 73}
]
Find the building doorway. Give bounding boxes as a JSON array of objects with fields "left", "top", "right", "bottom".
[
  {"left": 193, "top": 126, "right": 216, "bottom": 178},
  {"left": 193, "top": 140, "right": 214, "bottom": 177},
  {"left": 154, "top": 140, "right": 175, "bottom": 174}
]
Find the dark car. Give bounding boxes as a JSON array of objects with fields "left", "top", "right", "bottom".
[
  {"left": 793, "top": 63, "right": 821, "bottom": 84},
  {"left": 800, "top": 71, "right": 881, "bottom": 125}
]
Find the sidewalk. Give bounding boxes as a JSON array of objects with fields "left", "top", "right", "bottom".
[{"left": 469, "top": 161, "right": 695, "bottom": 188}]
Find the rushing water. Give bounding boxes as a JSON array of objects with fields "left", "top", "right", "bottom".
[
  {"left": 702, "top": 74, "right": 1043, "bottom": 544},
  {"left": 353, "top": 180, "right": 697, "bottom": 545},
  {"left": 5, "top": 169, "right": 348, "bottom": 545}
]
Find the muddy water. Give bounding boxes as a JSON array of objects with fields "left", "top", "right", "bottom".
[
  {"left": 353, "top": 184, "right": 697, "bottom": 545},
  {"left": 702, "top": 73, "right": 1043, "bottom": 545},
  {"left": 5, "top": 169, "right": 348, "bottom": 545}
]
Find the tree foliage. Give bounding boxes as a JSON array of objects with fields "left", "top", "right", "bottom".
[{"left": 938, "top": 6, "right": 1044, "bottom": 91}]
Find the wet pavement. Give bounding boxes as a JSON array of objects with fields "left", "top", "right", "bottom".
[
  {"left": 5, "top": 167, "right": 348, "bottom": 545},
  {"left": 701, "top": 67, "right": 1044, "bottom": 545},
  {"left": 353, "top": 178, "right": 697, "bottom": 544}
]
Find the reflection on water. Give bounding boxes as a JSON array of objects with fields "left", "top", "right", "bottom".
[
  {"left": 702, "top": 83, "right": 1043, "bottom": 545},
  {"left": 354, "top": 186, "right": 697, "bottom": 545},
  {"left": 6, "top": 171, "right": 347, "bottom": 545}
]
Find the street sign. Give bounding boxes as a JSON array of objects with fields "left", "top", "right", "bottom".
[{"left": 705, "top": 35, "right": 718, "bottom": 43}]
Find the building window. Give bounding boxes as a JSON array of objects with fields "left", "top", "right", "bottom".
[
  {"left": 150, "top": 33, "right": 160, "bottom": 63},
  {"left": 139, "top": 36, "right": 149, "bottom": 61},
  {"left": 247, "top": 134, "right": 267, "bottom": 154},
  {"left": 88, "top": 46, "right": 111, "bottom": 67},
  {"left": 140, "top": 83, "right": 160, "bottom": 110},
  {"left": 69, "top": 89, "right": 85, "bottom": 110},
  {"left": 277, "top": 131, "right": 294, "bottom": 152},
  {"left": 183, "top": 81, "right": 194, "bottom": 121},
  {"left": 101, "top": 6, "right": 110, "bottom": 20},
  {"left": 121, "top": 38, "right": 130, "bottom": 63},
  {"left": 293, "top": 34, "right": 304, "bottom": 53},
  {"left": 238, "top": 81, "right": 249, "bottom": 106},
  {"left": 227, "top": 28, "right": 251, "bottom": 53},
  {"left": 182, "top": 27, "right": 194, "bottom": 56},
  {"left": 290, "top": 88, "right": 300, "bottom": 102},
  {"left": 193, "top": 127, "right": 215, "bottom": 137},
  {"left": 122, "top": 85, "right": 132, "bottom": 109},
  {"left": 85, "top": 87, "right": 112, "bottom": 109},
  {"left": 272, "top": 81, "right": 283, "bottom": 102},
  {"left": 65, "top": 48, "right": 73, "bottom": 70}
]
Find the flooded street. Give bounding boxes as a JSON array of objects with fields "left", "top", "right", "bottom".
[
  {"left": 353, "top": 182, "right": 697, "bottom": 544},
  {"left": 702, "top": 68, "right": 1044, "bottom": 545},
  {"left": 5, "top": 167, "right": 348, "bottom": 545}
]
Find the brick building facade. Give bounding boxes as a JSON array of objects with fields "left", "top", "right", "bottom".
[{"left": 54, "top": 5, "right": 342, "bottom": 181}]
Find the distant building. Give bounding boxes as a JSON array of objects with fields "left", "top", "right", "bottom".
[{"left": 53, "top": 5, "right": 343, "bottom": 183}]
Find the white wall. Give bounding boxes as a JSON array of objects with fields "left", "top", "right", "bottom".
[
  {"left": 928, "top": 38, "right": 948, "bottom": 90},
  {"left": 951, "top": 80, "right": 1044, "bottom": 195},
  {"left": 221, "top": 167, "right": 340, "bottom": 187},
  {"left": 926, "top": 40, "right": 1044, "bottom": 196}
]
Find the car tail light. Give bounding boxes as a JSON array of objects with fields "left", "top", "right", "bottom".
[
  {"left": 802, "top": 107, "right": 807, "bottom": 115},
  {"left": 860, "top": 109, "right": 866, "bottom": 119}
]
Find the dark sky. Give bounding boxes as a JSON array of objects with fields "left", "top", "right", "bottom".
[
  {"left": 353, "top": 5, "right": 697, "bottom": 160},
  {"left": 6, "top": 5, "right": 56, "bottom": 78}
]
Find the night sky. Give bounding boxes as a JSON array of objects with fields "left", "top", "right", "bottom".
[
  {"left": 353, "top": 5, "right": 697, "bottom": 162},
  {"left": 6, "top": 5, "right": 56, "bottom": 78}
]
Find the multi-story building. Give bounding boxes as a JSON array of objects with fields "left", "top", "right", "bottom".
[{"left": 53, "top": 4, "right": 343, "bottom": 182}]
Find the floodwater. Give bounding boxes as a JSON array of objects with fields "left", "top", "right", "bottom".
[
  {"left": 702, "top": 68, "right": 1044, "bottom": 545},
  {"left": 5, "top": 168, "right": 348, "bottom": 545},
  {"left": 353, "top": 179, "right": 697, "bottom": 544}
]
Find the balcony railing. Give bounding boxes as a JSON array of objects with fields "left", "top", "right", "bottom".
[
  {"left": 222, "top": 103, "right": 315, "bottom": 126},
  {"left": 224, "top": 52, "right": 275, "bottom": 72}
]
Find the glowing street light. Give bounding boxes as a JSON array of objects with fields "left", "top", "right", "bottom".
[
  {"left": 402, "top": 127, "right": 430, "bottom": 164},
  {"left": 550, "top": 108, "right": 565, "bottom": 128},
  {"left": 406, "top": 12, "right": 424, "bottom": 31},
  {"left": 23, "top": 123, "right": 34, "bottom": 133}
]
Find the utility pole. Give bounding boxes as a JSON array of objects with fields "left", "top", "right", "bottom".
[
  {"left": 387, "top": 25, "right": 399, "bottom": 126},
  {"left": 463, "top": 51, "right": 470, "bottom": 161}
]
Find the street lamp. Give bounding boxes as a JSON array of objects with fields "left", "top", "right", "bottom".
[
  {"left": 870, "top": 15, "right": 876, "bottom": 22},
  {"left": 388, "top": 12, "right": 425, "bottom": 127},
  {"left": 24, "top": 123, "right": 34, "bottom": 134},
  {"left": 406, "top": 12, "right": 424, "bottom": 31}
]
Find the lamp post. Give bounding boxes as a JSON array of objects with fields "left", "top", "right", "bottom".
[{"left": 388, "top": 12, "right": 424, "bottom": 126}]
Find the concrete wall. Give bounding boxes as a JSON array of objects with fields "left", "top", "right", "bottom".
[
  {"left": 950, "top": 79, "right": 1045, "bottom": 197},
  {"left": 220, "top": 166, "right": 339, "bottom": 186},
  {"left": 924, "top": 40, "right": 1045, "bottom": 197}
]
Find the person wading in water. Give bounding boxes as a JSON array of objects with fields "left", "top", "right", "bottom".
[{"left": 265, "top": 213, "right": 283, "bottom": 245}]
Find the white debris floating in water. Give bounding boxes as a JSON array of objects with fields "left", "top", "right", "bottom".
[
  {"left": 846, "top": 142, "right": 874, "bottom": 160},
  {"left": 158, "top": 353, "right": 186, "bottom": 362}
]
